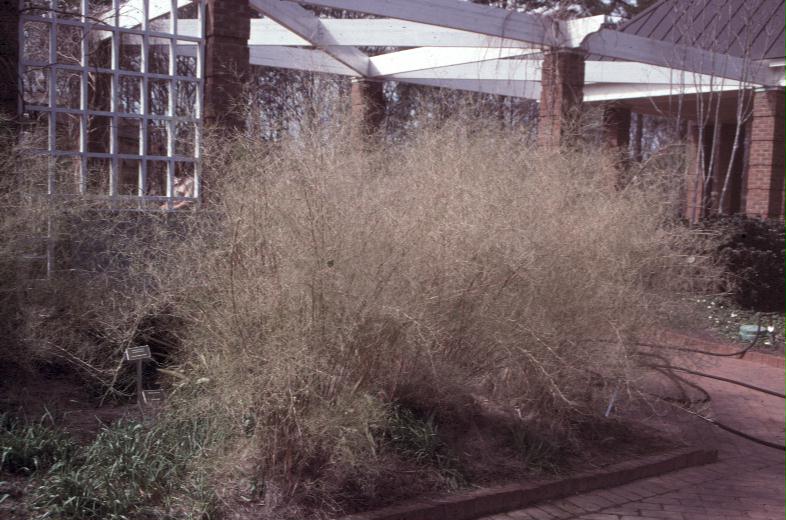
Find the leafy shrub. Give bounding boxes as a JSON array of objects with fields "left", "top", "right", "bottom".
[{"left": 702, "top": 215, "right": 785, "bottom": 312}]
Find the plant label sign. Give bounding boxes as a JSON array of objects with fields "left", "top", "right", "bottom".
[
  {"left": 124, "top": 345, "right": 152, "bottom": 362},
  {"left": 142, "top": 389, "right": 165, "bottom": 403}
]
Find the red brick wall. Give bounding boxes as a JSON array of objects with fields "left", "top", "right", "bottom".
[
  {"left": 744, "top": 88, "right": 785, "bottom": 219},
  {"left": 0, "top": 0, "right": 18, "bottom": 118},
  {"left": 537, "top": 50, "right": 585, "bottom": 148},
  {"left": 204, "top": 0, "right": 250, "bottom": 129}
]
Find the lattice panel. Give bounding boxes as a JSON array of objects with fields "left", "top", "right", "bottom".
[{"left": 19, "top": 0, "right": 204, "bottom": 209}]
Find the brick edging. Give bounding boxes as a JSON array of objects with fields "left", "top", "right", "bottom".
[{"left": 339, "top": 447, "right": 718, "bottom": 520}]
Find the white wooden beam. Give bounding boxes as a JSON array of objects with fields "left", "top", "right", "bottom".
[
  {"left": 248, "top": 46, "right": 357, "bottom": 76},
  {"left": 585, "top": 62, "right": 748, "bottom": 87},
  {"left": 295, "top": 0, "right": 558, "bottom": 47},
  {"left": 378, "top": 58, "right": 753, "bottom": 88},
  {"left": 582, "top": 29, "right": 779, "bottom": 87},
  {"left": 370, "top": 47, "right": 538, "bottom": 77},
  {"left": 583, "top": 82, "right": 744, "bottom": 103},
  {"left": 250, "top": 18, "right": 536, "bottom": 47},
  {"left": 249, "top": 0, "right": 370, "bottom": 76},
  {"left": 154, "top": 18, "right": 539, "bottom": 47},
  {"left": 396, "top": 77, "right": 541, "bottom": 99},
  {"left": 305, "top": 19, "right": 535, "bottom": 48},
  {"left": 248, "top": 18, "right": 310, "bottom": 46},
  {"left": 167, "top": 12, "right": 604, "bottom": 49},
  {"left": 386, "top": 58, "right": 542, "bottom": 82}
]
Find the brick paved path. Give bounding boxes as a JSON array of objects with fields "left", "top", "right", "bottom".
[{"left": 480, "top": 351, "right": 785, "bottom": 520}]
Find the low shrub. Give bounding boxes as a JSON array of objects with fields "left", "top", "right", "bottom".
[{"left": 701, "top": 215, "right": 785, "bottom": 312}]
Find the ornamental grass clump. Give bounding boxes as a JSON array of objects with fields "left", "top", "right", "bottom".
[
  {"left": 0, "top": 112, "right": 717, "bottom": 518},
  {"left": 146, "top": 117, "right": 714, "bottom": 515}
]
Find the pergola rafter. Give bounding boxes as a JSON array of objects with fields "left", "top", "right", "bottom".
[
  {"left": 281, "top": 0, "right": 780, "bottom": 87},
  {"left": 171, "top": 18, "right": 538, "bottom": 47},
  {"left": 291, "top": 0, "right": 560, "bottom": 47},
  {"left": 115, "top": 0, "right": 783, "bottom": 94},
  {"left": 249, "top": 0, "right": 371, "bottom": 76},
  {"left": 369, "top": 47, "right": 539, "bottom": 78},
  {"left": 249, "top": 45, "right": 357, "bottom": 75}
]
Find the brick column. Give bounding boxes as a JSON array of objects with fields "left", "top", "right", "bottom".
[
  {"left": 350, "top": 78, "right": 385, "bottom": 138},
  {"left": 537, "top": 49, "right": 585, "bottom": 148},
  {"left": 0, "top": 0, "right": 19, "bottom": 118},
  {"left": 744, "top": 88, "right": 785, "bottom": 219},
  {"left": 603, "top": 104, "right": 631, "bottom": 185},
  {"left": 204, "top": 0, "right": 250, "bottom": 130}
]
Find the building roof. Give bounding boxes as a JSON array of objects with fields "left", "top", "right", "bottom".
[{"left": 617, "top": 0, "right": 785, "bottom": 61}]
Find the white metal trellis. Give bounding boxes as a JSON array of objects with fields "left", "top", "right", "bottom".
[{"left": 18, "top": 0, "right": 204, "bottom": 210}]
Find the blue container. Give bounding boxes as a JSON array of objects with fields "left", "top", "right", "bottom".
[{"left": 739, "top": 324, "right": 765, "bottom": 342}]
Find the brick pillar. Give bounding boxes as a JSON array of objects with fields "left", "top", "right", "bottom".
[
  {"left": 537, "top": 49, "right": 585, "bottom": 148},
  {"left": 204, "top": 0, "right": 250, "bottom": 130},
  {"left": 350, "top": 78, "right": 385, "bottom": 138},
  {"left": 603, "top": 104, "right": 631, "bottom": 185},
  {"left": 744, "top": 88, "right": 785, "bottom": 219},
  {"left": 0, "top": 0, "right": 19, "bottom": 118}
]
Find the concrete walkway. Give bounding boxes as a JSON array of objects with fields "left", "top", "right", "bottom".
[{"left": 480, "top": 349, "right": 785, "bottom": 520}]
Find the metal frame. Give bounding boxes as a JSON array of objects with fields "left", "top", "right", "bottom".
[{"left": 18, "top": 0, "right": 204, "bottom": 209}]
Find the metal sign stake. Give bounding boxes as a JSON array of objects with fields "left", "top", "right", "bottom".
[
  {"left": 123, "top": 345, "right": 159, "bottom": 419},
  {"left": 136, "top": 357, "right": 144, "bottom": 412}
]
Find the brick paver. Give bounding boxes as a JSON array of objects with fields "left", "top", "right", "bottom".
[{"left": 480, "top": 350, "right": 785, "bottom": 520}]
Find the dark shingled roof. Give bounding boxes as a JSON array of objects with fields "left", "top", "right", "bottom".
[{"left": 616, "top": 0, "right": 785, "bottom": 60}]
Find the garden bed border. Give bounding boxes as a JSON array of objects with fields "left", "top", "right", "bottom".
[{"left": 340, "top": 447, "right": 718, "bottom": 520}]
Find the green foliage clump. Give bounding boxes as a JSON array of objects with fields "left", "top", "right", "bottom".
[
  {"left": 384, "top": 405, "right": 464, "bottom": 486},
  {"left": 0, "top": 413, "right": 76, "bottom": 476},
  {"left": 0, "top": 415, "right": 218, "bottom": 520}
]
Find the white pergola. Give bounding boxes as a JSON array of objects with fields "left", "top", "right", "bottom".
[
  {"left": 15, "top": 0, "right": 785, "bottom": 279},
  {"left": 18, "top": 0, "right": 786, "bottom": 202},
  {"left": 189, "top": 0, "right": 783, "bottom": 99}
]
